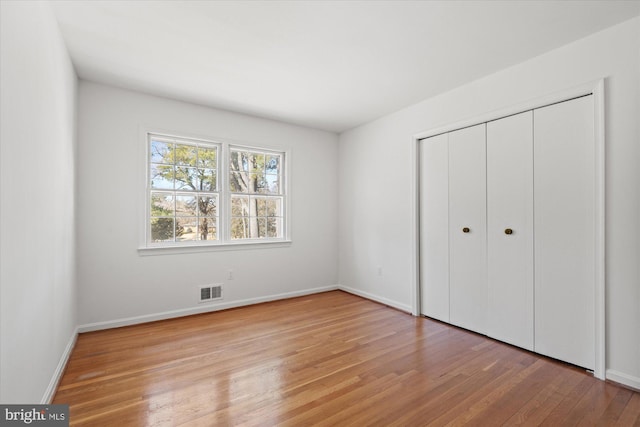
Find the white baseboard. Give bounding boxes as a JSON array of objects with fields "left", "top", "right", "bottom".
[
  {"left": 78, "top": 285, "right": 339, "bottom": 332},
  {"left": 337, "top": 285, "right": 412, "bottom": 313},
  {"left": 42, "top": 327, "right": 78, "bottom": 404},
  {"left": 606, "top": 369, "right": 640, "bottom": 391}
]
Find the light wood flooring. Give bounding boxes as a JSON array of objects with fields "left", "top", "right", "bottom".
[{"left": 53, "top": 291, "right": 640, "bottom": 426}]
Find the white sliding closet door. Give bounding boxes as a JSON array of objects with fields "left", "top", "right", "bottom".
[
  {"left": 486, "top": 111, "right": 534, "bottom": 350},
  {"left": 448, "top": 124, "right": 487, "bottom": 334},
  {"left": 420, "top": 134, "right": 449, "bottom": 322},
  {"left": 534, "top": 95, "right": 595, "bottom": 370}
]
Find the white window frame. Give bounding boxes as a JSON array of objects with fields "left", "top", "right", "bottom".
[
  {"left": 226, "top": 144, "right": 287, "bottom": 243},
  {"left": 138, "top": 128, "right": 291, "bottom": 255}
]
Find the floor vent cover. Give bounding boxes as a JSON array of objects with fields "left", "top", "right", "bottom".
[{"left": 199, "top": 284, "right": 223, "bottom": 303}]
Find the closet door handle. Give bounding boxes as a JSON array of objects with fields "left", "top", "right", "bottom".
[
  {"left": 462, "top": 227, "right": 470, "bottom": 233},
  {"left": 504, "top": 228, "right": 513, "bottom": 235}
]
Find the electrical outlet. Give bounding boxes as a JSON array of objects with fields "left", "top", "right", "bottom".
[
  {"left": 377, "top": 266, "right": 382, "bottom": 276},
  {"left": 227, "top": 270, "right": 234, "bottom": 280}
]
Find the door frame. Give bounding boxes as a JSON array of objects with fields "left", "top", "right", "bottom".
[{"left": 410, "top": 79, "right": 605, "bottom": 379}]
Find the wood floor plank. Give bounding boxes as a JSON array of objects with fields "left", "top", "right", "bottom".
[
  {"left": 502, "top": 363, "right": 586, "bottom": 425},
  {"left": 596, "top": 388, "right": 636, "bottom": 426},
  {"left": 53, "top": 291, "right": 640, "bottom": 426},
  {"left": 615, "top": 392, "right": 640, "bottom": 426}
]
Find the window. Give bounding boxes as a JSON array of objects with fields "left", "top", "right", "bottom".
[
  {"left": 148, "top": 135, "right": 219, "bottom": 243},
  {"left": 145, "top": 133, "right": 287, "bottom": 249},
  {"left": 229, "top": 148, "right": 283, "bottom": 239}
]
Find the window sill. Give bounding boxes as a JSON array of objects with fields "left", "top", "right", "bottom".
[{"left": 138, "top": 240, "right": 292, "bottom": 256}]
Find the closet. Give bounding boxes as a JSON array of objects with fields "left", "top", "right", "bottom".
[{"left": 419, "top": 94, "right": 596, "bottom": 370}]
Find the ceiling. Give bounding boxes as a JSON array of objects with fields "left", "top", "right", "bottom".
[{"left": 50, "top": 1, "right": 640, "bottom": 133}]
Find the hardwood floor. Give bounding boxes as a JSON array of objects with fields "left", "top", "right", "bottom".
[{"left": 53, "top": 291, "right": 640, "bottom": 426}]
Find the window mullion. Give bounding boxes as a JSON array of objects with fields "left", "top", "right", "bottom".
[{"left": 222, "top": 142, "right": 230, "bottom": 243}]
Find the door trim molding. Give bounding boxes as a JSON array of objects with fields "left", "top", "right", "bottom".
[{"left": 410, "top": 79, "right": 605, "bottom": 380}]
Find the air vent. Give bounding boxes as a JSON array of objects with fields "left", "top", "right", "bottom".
[{"left": 199, "top": 284, "right": 223, "bottom": 303}]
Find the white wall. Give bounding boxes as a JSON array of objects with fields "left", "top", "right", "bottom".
[
  {"left": 338, "top": 17, "right": 640, "bottom": 386},
  {"left": 76, "top": 82, "right": 338, "bottom": 328},
  {"left": 0, "top": 1, "right": 78, "bottom": 403}
]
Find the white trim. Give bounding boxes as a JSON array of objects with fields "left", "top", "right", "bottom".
[
  {"left": 283, "top": 146, "right": 292, "bottom": 242},
  {"left": 410, "top": 134, "right": 420, "bottom": 316},
  {"left": 41, "top": 327, "right": 78, "bottom": 404},
  {"left": 138, "top": 239, "right": 292, "bottom": 256},
  {"left": 411, "top": 78, "right": 606, "bottom": 380},
  {"left": 78, "top": 285, "right": 338, "bottom": 332},
  {"left": 593, "top": 79, "right": 606, "bottom": 380},
  {"left": 413, "top": 80, "right": 603, "bottom": 141},
  {"left": 338, "top": 285, "right": 412, "bottom": 313},
  {"left": 606, "top": 370, "right": 640, "bottom": 391}
]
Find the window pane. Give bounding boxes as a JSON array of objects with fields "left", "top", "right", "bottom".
[
  {"left": 150, "top": 140, "right": 173, "bottom": 164},
  {"left": 198, "top": 147, "right": 217, "bottom": 169},
  {"left": 266, "top": 198, "right": 282, "bottom": 217},
  {"left": 176, "top": 217, "right": 197, "bottom": 241},
  {"left": 246, "top": 217, "right": 260, "bottom": 239},
  {"left": 231, "top": 196, "right": 249, "bottom": 217},
  {"left": 174, "top": 144, "right": 197, "bottom": 166},
  {"left": 198, "top": 195, "right": 218, "bottom": 217},
  {"left": 230, "top": 150, "right": 249, "bottom": 172},
  {"left": 151, "top": 217, "right": 175, "bottom": 242},
  {"left": 256, "top": 198, "right": 267, "bottom": 216},
  {"left": 151, "top": 164, "right": 174, "bottom": 189},
  {"left": 231, "top": 217, "right": 249, "bottom": 239},
  {"left": 151, "top": 192, "right": 174, "bottom": 216},
  {"left": 175, "top": 195, "right": 197, "bottom": 216},
  {"left": 249, "top": 173, "right": 267, "bottom": 193},
  {"left": 251, "top": 154, "right": 265, "bottom": 172},
  {"left": 267, "top": 217, "right": 282, "bottom": 238},
  {"left": 266, "top": 155, "right": 280, "bottom": 174},
  {"left": 198, "top": 169, "right": 216, "bottom": 191},
  {"left": 248, "top": 197, "right": 260, "bottom": 219},
  {"left": 198, "top": 217, "right": 217, "bottom": 241},
  {"left": 175, "top": 167, "right": 198, "bottom": 190},
  {"left": 257, "top": 218, "right": 267, "bottom": 238},
  {"left": 230, "top": 171, "right": 248, "bottom": 193},
  {"left": 265, "top": 174, "right": 279, "bottom": 194}
]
